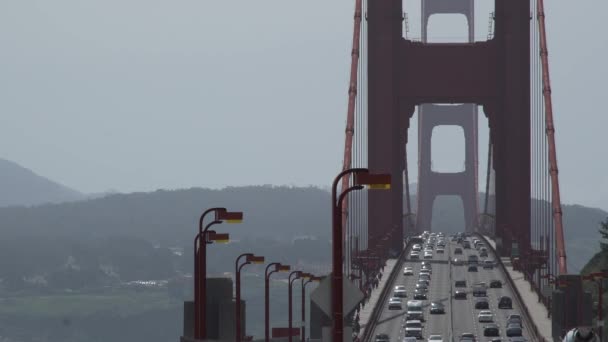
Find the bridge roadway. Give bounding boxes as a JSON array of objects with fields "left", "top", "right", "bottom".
[{"left": 367, "top": 235, "right": 534, "bottom": 341}]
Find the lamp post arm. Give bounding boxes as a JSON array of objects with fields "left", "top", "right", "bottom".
[
  {"left": 332, "top": 168, "right": 368, "bottom": 201},
  {"left": 338, "top": 185, "right": 365, "bottom": 208},
  {"left": 236, "top": 253, "right": 253, "bottom": 276},
  {"left": 239, "top": 261, "right": 251, "bottom": 274},
  {"left": 202, "top": 220, "right": 222, "bottom": 236},
  {"left": 199, "top": 207, "right": 226, "bottom": 233}
]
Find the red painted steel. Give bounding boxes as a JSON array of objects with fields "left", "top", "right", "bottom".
[
  {"left": 287, "top": 271, "right": 302, "bottom": 342},
  {"left": 194, "top": 207, "right": 225, "bottom": 340},
  {"left": 332, "top": 168, "right": 364, "bottom": 342},
  {"left": 416, "top": 104, "right": 479, "bottom": 233},
  {"left": 400, "top": 41, "right": 498, "bottom": 103},
  {"left": 235, "top": 253, "right": 253, "bottom": 342},
  {"left": 339, "top": 0, "right": 363, "bottom": 237},
  {"left": 271, "top": 328, "right": 300, "bottom": 338},
  {"left": 367, "top": 0, "right": 405, "bottom": 253},
  {"left": 367, "top": 1, "right": 531, "bottom": 257},
  {"left": 264, "top": 263, "right": 282, "bottom": 342},
  {"left": 537, "top": 0, "right": 567, "bottom": 274}
]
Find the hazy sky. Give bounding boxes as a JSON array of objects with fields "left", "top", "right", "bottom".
[{"left": 0, "top": 1, "right": 606, "bottom": 211}]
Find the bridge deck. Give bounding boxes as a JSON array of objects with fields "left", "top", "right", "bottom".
[{"left": 484, "top": 236, "right": 553, "bottom": 341}]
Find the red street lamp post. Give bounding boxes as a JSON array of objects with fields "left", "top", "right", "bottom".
[
  {"left": 265, "top": 263, "right": 290, "bottom": 342},
  {"left": 582, "top": 271, "right": 608, "bottom": 340},
  {"left": 235, "top": 254, "right": 264, "bottom": 342},
  {"left": 331, "top": 168, "right": 391, "bottom": 342},
  {"left": 301, "top": 275, "right": 321, "bottom": 342},
  {"left": 288, "top": 271, "right": 303, "bottom": 342},
  {"left": 194, "top": 208, "right": 243, "bottom": 339}
]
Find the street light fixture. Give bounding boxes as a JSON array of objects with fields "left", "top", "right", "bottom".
[
  {"left": 331, "top": 168, "right": 391, "bottom": 342},
  {"left": 194, "top": 207, "right": 243, "bottom": 340},
  {"left": 265, "top": 263, "right": 290, "bottom": 342},
  {"left": 288, "top": 271, "right": 303, "bottom": 342},
  {"left": 301, "top": 274, "right": 321, "bottom": 342},
  {"left": 235, "top": 253, "right": 264, "bottom": 342}
]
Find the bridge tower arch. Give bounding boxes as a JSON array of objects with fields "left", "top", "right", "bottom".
[{"left": 416, "top": 0, "right": 479, "bottom": 234}]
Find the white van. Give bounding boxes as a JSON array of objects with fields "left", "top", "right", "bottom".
[{"left": 406, "top": 300, "right": 424, "bottom": 321}]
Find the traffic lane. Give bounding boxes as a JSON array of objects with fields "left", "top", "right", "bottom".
[
  {"left": 371, "top": 240, "right": 452, "bottom": 341},
  {"left": 463, "top": 246, "right": 488, "bottom": 340},
  {"left": 423, "top": 258, "right": 451, "bottom": 340},
  {"left": 371, "top": 243, "right": 428, "bottom": 340},
  {"left": 450, "top": 243, "right": 479, "bottom": 340},
  {"left": 458, "top": 241, "right": 532, "bottom": 341},
  {"left": 370, "top": 253, "right": 413, "bottom": 340},
  {"left": 478, "top": 247, "right": 533, "bottom": 340}
]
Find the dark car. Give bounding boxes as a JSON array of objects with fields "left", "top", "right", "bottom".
[
  {"left": 413, "top": 291, "right": 427, "bottom": 300},
  {"left": 375, "top": 333, "right": 390, "bottom": 342},
  {"left": 454, "top": 247, "right": 463, "bottom": 255},
  {"left": 453, "top": 258, "right": 464, "bottom": 266},
  {"left": 472, "top": 286, "right": 487, "bottom": 297},
  {"left": 455, "top": 280, "right": 467, "bottom": 288},
  {"left": 463, "top": 241, "right": 471, "bottom": 249},
  {"left": 430, "top": 301, "right": 445, "bottom": 314},
  {"left": 506, "top": 314, "right": 523, "bottom": 326},
  {"left": 454, "top": 290, "right": 467, "bottom": 299},
  {"left": 498, "top": 296, "right": 513, "bottom": 309},
  {"left": 506, "top": 323, "right": 523, "bottom": 337},
  {"left": 483, "top": 323, "right": 500, "bottom": 337},
  {"left": 468, "top": 265, "right": 478, "bottom": 272},
  {"left": 489, "top": 339, "right": 502, "bottom": 342},
  {"left": 459, "top": 333, "right": 476, "bottom": 342},
  {"left": 482, "top": 260, "right": 494, "bottom": 269},
  {"left": 418, "top": 279, "right": 430, "bottom": 287},
  {"left": 490, "top": 280, "right": 502, "bottom": 288},
  {"left": 415, "top": 283, "right": 429, "bottom": 292},
  {"left": 475, "top": 298, "right": 489, "bottom": 309}
]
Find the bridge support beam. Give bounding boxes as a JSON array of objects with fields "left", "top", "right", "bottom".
[
  {"left": 416, "top": 104, "right": 479, "bottom": 233},
  {"left": 367, "top": 0, "right": 404, "bottom": 251},
  {"left": 367, "top": 0, "right": 531, "bottom": 257},
  {"left": 417, "top": 0, "right": 478, "bottom": 234}
]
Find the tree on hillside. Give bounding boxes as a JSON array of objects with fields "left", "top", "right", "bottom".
[{"left": 600, "top": 217, "right": 608, "bottom": 251}]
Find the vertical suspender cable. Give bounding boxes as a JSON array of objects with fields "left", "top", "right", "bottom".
[{"left": 537, "top": 0, "right": 567, "bottom": 275}]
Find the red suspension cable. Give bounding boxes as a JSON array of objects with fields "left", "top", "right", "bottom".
[
  {"left": 537, "top": 0, "right": 567, "bottom": 274},
  {"left": 340, "top": 0, "right": 363, "bottom": 232}
]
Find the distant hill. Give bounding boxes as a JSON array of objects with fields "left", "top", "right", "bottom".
[
  {"left": 0, "top": 159, "right": 84, "bottom": 207},
  {"left": 0, "top": 183, "right": 603, "bottom": 273}
]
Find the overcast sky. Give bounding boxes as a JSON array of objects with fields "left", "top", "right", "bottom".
[{"left": 0, "top": 1, "right": 606, "bottom": 211}]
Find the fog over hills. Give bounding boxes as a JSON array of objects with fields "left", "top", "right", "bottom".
[
  {"left": 0, "top": 158, "right": 85, "bottom": 207},
  {"left": 0, "top": 158, "right": 603, "bottom": 273}
]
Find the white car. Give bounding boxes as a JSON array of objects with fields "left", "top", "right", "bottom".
[
  {"left": 428, "top": 335, "right": 444, "bottom": 342},
  {"left": 403, "top": 267, "right": 414, "bottom": 275},
  {"left": 388, "top": 297, "right": 403, "bottom": 310},
  {"left": 436, "top": 247, "right": 445, "bottom": 254},
  {"left": 394, "top": 285, "right": 407, "bottom": 298},
  {"left": 410, "top": 252, "right": 420, "bottom": 260},
  {"left": 404, "top": 320, "right": 423, "bottom": 338},
  {"left": 412, "top": 244, "right": 422, "bottom": 252},
  {"left": 423, "top": 251, "right": 433, "bottom": 259},
  {"left": 478, "top": 310, "right": 494, "bottom": 322}
]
